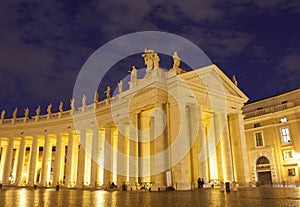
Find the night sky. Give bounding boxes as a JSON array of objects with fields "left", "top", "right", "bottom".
[{"left": 1, "top": 0, "right": 300, "bottom": 118}]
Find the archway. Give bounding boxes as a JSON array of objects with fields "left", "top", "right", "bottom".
[{"left": 256, "top": 156, "right": 272, "bottom": 186}]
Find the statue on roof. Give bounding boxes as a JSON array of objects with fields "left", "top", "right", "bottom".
[
  {"left": 1, "top": 110, "right": 5, "bottom": 120},
  {"left": 142, "top": 49, "right": 154, "bottom": 70},
  {"left": 172, "top": 52, "right": 181, "bottom": 69},
  {"left": 70, "top": 98, "right": 75, "bottom": 111},
  {"left": 129, "top": 66, "right": 137, "bottom": 82},
  {"left": 82, "top": 95, "right": 87, "bottom": 108},
  {"left": 59, "top": 101, "right": 63, "bottom": 112},
  {"left": 36, "top": 106, "right": 41, "bottom": 116},
  {"left": 118, "top": 80, "right": 123, "bottom": 93},
  {"left": 153, "top": 52, "right": 160, "bottom": 69},
  {"left": 94, "top": 91, "right": 99, "bottom": 103},
  {"left": 105, "top": 86, "right": 111, "bottom": 99},
  {"left": 47, "top": 103, "right": 52, "bottom": 115},
  {"left": 12, "top": 108, "right": 18, "bottom": 119},
  {"left": 232, "top": 75, "right": 238, "bottom": 86},
  {"left": 24, "top": 107, "right": 29, "bottom": 118}
]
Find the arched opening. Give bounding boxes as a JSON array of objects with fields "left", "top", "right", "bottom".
[{"left": 256, "top": 156, "right": 272, "bottom": 186}]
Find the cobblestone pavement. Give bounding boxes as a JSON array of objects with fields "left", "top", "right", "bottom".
[{"left": 0, "top": 187, "right": 299, "bottom": 207}]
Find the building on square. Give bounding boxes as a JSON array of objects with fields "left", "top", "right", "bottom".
[
  {"left": 243, "top": 88, "right": 300, "bottom": 186},
  {"left": 0, "top": 51, "right": 251, "bottom": 190}
]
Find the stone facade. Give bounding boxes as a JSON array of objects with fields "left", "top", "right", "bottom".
[
  {"left": 243, "top": 88, "right": 300, "bottom": 186},
  {"left": 0, "top": 61, "right": 250, "bottom": 190}
]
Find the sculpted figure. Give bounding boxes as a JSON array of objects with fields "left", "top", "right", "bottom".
[
  {"left": 129, "top": 66, "right": 137, "bottom": 82},
  {"left": 70, "top": 98, "right": 75, "bottom": 111},
  {"left": 118, "top": 80, "right": 123, "bottom": 93},
  {"left": 105, "top": 86, "right": 111, "bottom": 99},
  {"left": 59, "top": 101, "right": 63, "bottom": 112},
  {"left": 153, "top": 52, "right": 160, "bottom": 69},
  {"left": 172, "top": 52, "right": 181, "bottom": 69},
  {"left": 24, "top": 107, "right": 29, "bottom": 118},
  {"left": 82, "top": 95, "right": 87, "bottom": 108},
  {"left": 1, "top": 110, "right": 5, "bottom": 120},
  {"left": 232, "top": 75, "right": 238, "bottom": 86},
  {"left": 47, "top": 103, "right": 52, "bottom": 115},
  {"left": 36, "top": 106, "right": 41, "bottom": 116},
  {"left": 94, "top": 91, "right": 99, "bottom": 103},
  {"left": 142, "top": 49, "right": 154, "bottom": 70},
  {"left": 12, "top": 108, "right": 18, "bottom": 119}
]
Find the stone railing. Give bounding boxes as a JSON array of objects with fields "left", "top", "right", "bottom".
[
  {"left": 0, "top": 99, "right": 108, "bottom": 126},
  {"left": 0, "top": 65, "right": 169, "bottom": 126},
  {"left": 243, "top": 100, "right": 300, "bottom": 119}
]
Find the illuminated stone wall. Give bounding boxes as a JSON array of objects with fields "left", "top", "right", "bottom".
[
  {"left": 0, "top": 64, "right": 249, "bottom": 190},
  {"left": 243, "top": 88, "right": 300, "bottom": 186}
]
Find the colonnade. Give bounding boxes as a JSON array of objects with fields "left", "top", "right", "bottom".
[{"left": 0, "top": 107, "right": 249, "bottom": 190}]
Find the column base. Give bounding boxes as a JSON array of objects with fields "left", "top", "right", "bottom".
[
  {"left": 174, "top": 182, "right": 191, "bottom": 191},
  {"left": 127, "top": 184, "right": 137, "bottom": 191},
  {"left": 150, "top": 184, "right": 166, "bottom": 191}
]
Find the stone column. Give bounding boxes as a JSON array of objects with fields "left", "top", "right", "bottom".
[
  {"left": 103, "top": 127, "right": 112, "bottom": 187},
  {"left": 197, "top": 107, "right": 209, "bottom": 182},
  {"left": 128, "top": 114, "right": 138, "bottom": 188},
  {"left": 207, "top": 112, "right": 219, "bottom": 181},
  {"left": 77, "top": 130, "right": 86, "bottom": 187},
  {"left": 40, "top": 135, "right": 51, "bottom": 186},
  {"left": 228, "top": 113, "right": 250, "bottom": 185},
  {"left": 220, "top": 112, "right": 234, "bottom": 182},
  {"left": 111, "top": 128, "right": 118, "bottom": 184},
  {"left": 90, "top": 128, "right": 99, "bottom": 187},
  {"left": 138, "top": 111, "right": 151, "bottom": 183},
  {"left": 53, "top": 133, "right": 65, "bottom": 185},
  {"left": 15, "top": 137, "right": 26, "bottom": 185},
  {"left": 28, "top": 136, "right": 39, "bottom": 186},
  {"left": 170, "top": 103, "right": 191, "bottom": 190},
  {"left": 12, "top": 144, "right": 20, "bottom": 182},
  {"left": 152, "top": 103, "right": 167, "bottom": 190},
  {"left": 2, "top": 138, "right": 14, "bottom": 184},
  {"left": 65, "top": 132, "right": 79, "bottom": 187},
  {"left": 117, "top": 121, "right": 126, "bottom": 187},
  {"left": 0, "top": 145, "right": 7, "bottom": 182}
]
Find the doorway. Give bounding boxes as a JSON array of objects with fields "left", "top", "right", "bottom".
[{"left": 256, "top": 156, "right": 272, "bottom": 186}]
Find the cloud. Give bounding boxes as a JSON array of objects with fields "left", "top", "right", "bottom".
[
  {"left": 231, "top": 0, "right": 300, "bottom": 13},
  {"left": 274, "top": 54, "right": 300, "bottom": 88}
]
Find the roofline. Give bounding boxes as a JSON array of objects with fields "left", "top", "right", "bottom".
[{"left": 245, "top": 87, "right": 300, "bottom": 106}]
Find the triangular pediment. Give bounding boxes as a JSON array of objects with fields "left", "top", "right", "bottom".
[{"left": 179, "top": 64, "right": 249, "bottom": 103}]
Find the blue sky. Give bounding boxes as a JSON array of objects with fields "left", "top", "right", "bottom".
[{"left": 0, "top": 0, "right": 300, "bottom": 117}]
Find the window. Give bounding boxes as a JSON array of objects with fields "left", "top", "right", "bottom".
[
  {"left": 280, "top": 118, "right": 287, "bottom": 123},
  {"left": 281, "top": 127, "right": 291, "bottom": 143},
  {"left": 288, "top": 168, "right": 296, "bottom": 176},
  {"left": 255, "top": 132, "right": 263, "bottom": 147},
  {"left": 254, "top": 123, "right": 261, "bottom": 128},
  {"left": 283, "top": 150, "right": 293, "bottom": 160}
]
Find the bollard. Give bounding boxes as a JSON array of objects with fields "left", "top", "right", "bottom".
[
  {"left": 158, "top": 187, "right": 160, "bottom": 192},
  {"left": 232, "top": 182, "right": 237, "bottom": 191},
  {"left": 56, "top": 185, "right": 59, "bottom": 191},
  {"left": 220, "top": 182, "right": 224, "bottom": 192},
  {"left": 149, "top": 188, "right": 151, "bottom": 192},
  {"left": 225, "top": 182, "right": 230, "bottom": 192}
]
